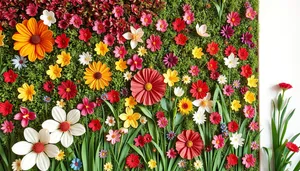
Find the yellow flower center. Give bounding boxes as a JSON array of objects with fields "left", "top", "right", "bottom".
[
  {"left": 145, "top": 83, "right": 153, "bottom": 91},
  {"left": 23, "top": 113, "right": 29, "bottom": 119},
  {"left": 66, "top": 88, "right": 71, "bottom": 92},
  {"left": 186, "top": 140, "right": 193, "bottom": 148},
  {"left": 47, "top": 16, "right": 53, "bottom": 20},
  {"left": 197, "top": 88, "right": 202, "bottom": 92},
  {"left": 200, "top": 100, "right": 207, "bottom": 107},
  {"left": 26, "top": 89, "right": 33, "bottom": 95}
]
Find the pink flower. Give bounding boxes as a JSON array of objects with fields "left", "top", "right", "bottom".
[
  {"left": 26, "top": 3, "right": 38, "bottom": 17},
  {"left": 227, "top": 12, "right": 241, "bottom": 27},
  {"left": 113, "top": 46, "right": 127, "bottom": 58},
  {"left": 212, "top": 134, "right": 225, "bottom": 149},
  {"left": 93, "top": 21, "right": 106, "bottom": 34},
  {"left": 79, "top": 28, "right": 92, "bottom": 42},
  {"left": 249, "top": 122, "right": 259, "bottom": 131},
  {"left": 127, "top": 54, "right": 143, "bottom": 71},
  {"left": 242, "top": 154, "right": 256, "bottom": 168},
  {"left": 182, "top": 4, "right": 191, "bottom": 12},
  {"left": 77, "top": 97, "right": 97, "bottom": 116},
  {"left": 156, "top": 19, "right": 168, "bottom": 32},
  {"left": 1, "top": 120, "right": 14, "bottom": 134},
  {"left": 134, "top": 135, "right": 145, "bottom": 147},
  {"left": 157, "top": 117, "right": 168, "bottom": 128},
  {"left": 104, "top": 34, "right": 115, "bottom": 46},
  {"left": 166, "top": 148, "right": 177, "bottom": 158},
  {"left": 146, "top": 35, "right": 162, "bottom": 52},
  {"left": 189, "top": 65, "right": 200, "bottom": 76},
  {"left": 70, "top": 14, "right": 83, "bottom": 28},
  {"left": 14, "top": 107, "right": 36, "bottom": 128},
  {"left": 58, "top": 20, "right": 69, "bottom": 29},
  {"left": 251, "top": 141, "right": 259, "bottom": 150},
  {"left": 183, "top": 11, "right": 195, "bottom": 25},
  {"left": 140, "top": 13, "right": 152, "bottom": 27},
  {"left": 106, "top": 129, "right": 121, "bottom": 145},
  {"left": 112, "top": 5, "right": 124, "bottom": 18},
  {"left": 246, "top": 8, "right": 257, "bottom": 20},
  {"left": 223, "top": 85, "right": 234, "bottom": 96},
  {"left": 243, "top": 105, "right": 255, "bottom": 118}
]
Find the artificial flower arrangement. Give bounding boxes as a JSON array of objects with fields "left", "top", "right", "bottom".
[{"left": 0, "top": 0, "right": 259, "bottom": 170}]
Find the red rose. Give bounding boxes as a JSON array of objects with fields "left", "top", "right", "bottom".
[
  {"left": 88, "top": 119, "right": 101, "bottom": 132},
  {"left": 55, "top": 33, "right": 70, "bottom": 49},
  {"left": 224, "top": 45, "right": 237, "bottom": 56},
  {"left": 278, "top": 83, "right": 292, "bottom": 90},
  {"left": 126, "top": 154, "right": 140, "bottom": 168},
  {"left": 206, "top": 42, "right": 219, "bottom": 56},
  {"left": 3, "top": 69, "right": 18, "bottom": 83},
  {"left": 238, "top": 48, "right": 249, "bottom": 60},
  {"left": 240, "top": 64, "right": 252, "bottom": 78},
  {"left": 286, "top": 142, "right": 299, "bottom": 153},
  {"left": 172, "top": 18, "right": 186, "bottom": 32},
  {"left": 107, "top": 90, "right": 120, "bottom": 104},
  {"left": 227, "top": 154, "right": 238, "bottom": 166},
  {"left": 175, "top": 33, "right": 188, "bottom": 46},
  {"left": 228, "top": 121, "right": 239, "bottom": 133},
  {"left": 79, "top": 28, "right": 92, "bottom": 42},
  {"left": 207, "top": 58, "right": 218, "bottom": 71},
  {"left": 0, "top": 100, "right": 13, "bottom": 116},
  {"left": 143, "top": 133, "right": 152, "bottom": 143}
]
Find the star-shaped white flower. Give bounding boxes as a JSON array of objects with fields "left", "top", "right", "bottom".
[
  {"left": 192, "top": 93, "right": 213, "bottom": 114},
  {"left": 193, "top": 109, "right": 206, "bottom": 125},
  {"left": 230, "top": 133, "right": 245, "bottom": 149},
  {"left": 40, "top": 10, "right": 56, "bottom": 27},
  {"left": 79, "top": 52, "right": 92, "bottom": 65},
  {"left": 224, "top": 53, "right": 239, "bottom": 68},
  {"left": 123, "top": 26, "right": 144, "bottom": 49}
]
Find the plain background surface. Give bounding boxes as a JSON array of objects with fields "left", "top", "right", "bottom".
[{"left": 260, "top": 0, "right": 300, "bottom": 170}]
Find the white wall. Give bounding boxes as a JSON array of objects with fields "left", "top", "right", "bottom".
[{"left": 260, "top": 0, "right": 300, "bottom": 170}]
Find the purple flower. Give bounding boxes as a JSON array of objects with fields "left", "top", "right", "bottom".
[
  {"left": 77, "top": 97, "right": 97, "bottom": 116},
  {"left": 223, "top": 85, "right": 234, "bottom": 96},
  {"left": 244, "top": 1, "right": 252, "bottom": 8},
  {"left": 241, "top": 32, "right": 253, "bottom": 45},
  {"left": 167, "top": 131, "right": 176, "bottom": 140},
  {"left": 220, "top": 25, "right": 234, "bottom": 39},
  {"left": 232, "top": 80, "right": 240, "bottom": 89},
  {"left": 163, "top": 53, "right": 178, "bottom": 68}
]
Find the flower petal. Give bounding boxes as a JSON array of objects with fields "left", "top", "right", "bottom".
[
  {"left": 122, "top": 33, "right": 132, "bottom": 40},
  {"left": 24, "top": 127, "right": 39, "bottom": 143},
  {"left": 44, "top": 144, "right": 59, "bottom": 158},
  {"left": 21, "top": 152, "right": 37, "bottom": 170},
  {"left": 42, "top": 120, "right": 60, "bottom": 132},
  {"left": 49, "top": 130, "right": 63, "bottom": 144},
  {"left": 12, "top": 141, "right": 33, "bottom": 155},
  {"left": 67, "top": 109, "right": 80, "bottom": 124},
  {"left": 52, "top": 106, "right": 66, "bottom": 123},
  {"left": 130, "top": 40, "right": 138, "bottom": 49},
  {"left": 36, "top": 152, "right": 50, "bottom": 171},
  {"left": 39, "top": 129, "right": 50, "bottom": 144},
  {"left": 69, "top": 123, "right": 86, "bottom": 136},
  {"left": 27, "top": 18, "right": 38, "bottom": 35},
  {"left": 61, "top": 132, "right": 74, "bottom": 148}
]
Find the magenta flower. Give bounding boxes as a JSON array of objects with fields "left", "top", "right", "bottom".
[
  {"left": 146, "top": 35, "right": 162, "bottom": 52},
  {"left": 156, "top": 19, "right": 168, "bottom": 32},
  {"left": 212, "top": 134, "right": 225, "bottom": 149},
  {"left": 1, "top": 120, "right": 14, "bottom": 134},
  {"left": 58, "top": 20, "right": 69, "bottom": 29},
  {"left": 26, "top": 3, "right": 38, "bottom": 17},
  {"left": 127, "top": 54, "right": 143, "bottom": 71},
  {"left": 157, "top": 117, "right": 168, "bottom": 128},
  {"left": 243, "top": 105, "right": 255, "bottom": 118},
  {"left": 113, "top": 46, "right": 127, "bottom": 58},
  {"left": 14, "top": 107, "right": 36, "bottom": 128},
  {"left": 104, "top": 34, "right": 115, "bottom": 46},
  {"left": 223, "top": 85, "right": 234, "bottom": 96},
  {"left": 112, "top": 5, "right": 124, "bottom": 18},
  {"left": 227, "top": 12, "right": 241, "bottom": 27},
  {"left": 189, "top": 65, "right": 200, "bottom": 76},
  {"left": 163, "top": 53, "right": 178, "bottom": 68},
  {"left": 77, "top": 97, "right": 97, "bottom": 116},
  {"left": 246, "top": 7, "right": 257, "bottom": 20},
  {"left": 182, "top": 4, "right": 191, "bottom": 12},
  {"left": 241, "top": 32, "right": 253, "bottom": 45},
  {"left": 249, "top": 122, "right": 259, "bottom": 131},
  {"left": 183, "top": 11, "right": 195, "bottom": 24},
  {"left": 242, "top": 154, "right": 256, "bottom": 168},
  {"left": 220, "top": 25, "right": 234, "bottom": 39},
  {"left": 140, "top": 13, "right": 152, "bottom": 27},
  {"left": 70, "top": 14, "right": 83, "bottom": 28},
  {"left": 93, "top": 21, "right": 106, "bottom": 34}
]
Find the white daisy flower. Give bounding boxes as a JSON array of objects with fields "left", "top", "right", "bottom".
[
  {"left": 139, "top": 116, "right": 148, "bottom": 124},
  {"left": 224, "top": 53, "right": 239, "bottom": 68},
  {"left": 11, "top": 158, "right": 22, "bottom": 171},
  {"left": 105, "top": 116, "right": 116, "bottom": 126},
  {"left": 122, "top": 26, "right": 144, "bottom": 49},
  {"left": 217, "top": 75, "right": 227, "bottom": 84},
  {"left": 230, "top": 133, "right": 245, "bottom": 149},
  {"left": 174, "top": 87, "right": 184, "bottom": 97},
  {"left": 192, "top": 93, "right": 213, "bottom": 114},
  {"left": 12, "top": 128, "right": 59, "bottom": 171},
  {"left": 123, "top": 71, "right": 132, "bottom": 81},
  {"left": 193, "top": 109, "right": 206, "bottom": 125},
  {"left": 182, "top": 75, "right": 191, "bottom": 84},
  {"left": 42, "top": 107, "right": 86, "bottom": 148},
  {"left": 194, "top": 160, "right": 203, "bottom": 169},
  {"left": 40, "top": 10, "right": 56, "bottom": 27},
  {"left": 11, "top": 55, "right": 27, "bottom": 70},
  {"left": 79, "top": 52, "right": 92, "bottom": 65}
]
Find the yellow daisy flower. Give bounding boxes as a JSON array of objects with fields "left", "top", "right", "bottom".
[
  {"left": 244, "top": 91, "right": 256, "bottom": 104},
  {"left": 119, "top": 107, "right": 141, "bottom": 128},
  {"left": 56, "top": 51, "right": 71, "bottom": 67},
  {"left": 95, "top": 41, "right": 109, "bottom": 56},
  {"left": 148, "top": 159, "right": 157, "bottom": 169},
  {"left": 125, "top": 96, "right": 137, "bottom": 108},
  {"left": 231, "top": 100, "right": 241, "bottom": 111},
  {"left": 178, "top": 98, "right": 193, "bottom": 115},
  {"left": 182, "top": 75, "right": 191, "bottom": 84},
  {"left": 247, "top": 75, "right": 258, "bottom": 88},
  {"left": 163, "top": 69, "right": 180, "bottom": 87},
  {"left": 46, "top": 64, "right": 62, "bottom": 80},
  {"left": 17, "top": 83, "right": 36, "bottom": 101},
  {"left": 115, "top": 58, "right": 127, "bottom": 72},
  {"left": 55, "top": 150, "right": 65, "bottom": 161},
  {"left": 138, "top": 46, "right": 147, "bottom": 56},
  {"left": 0, "top": 31, "right": 5, "bottom": 46},
  {"left": 56, "top": 99, "right": 66, "bottom": 108},
  {"left": 192, "top": 47, "right": 204, "bottom": 59},
  {"left": 104, "top": 162, "right": 113, "bottom": 171}
]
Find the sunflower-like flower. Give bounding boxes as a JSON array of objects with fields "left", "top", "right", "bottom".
[
  {"left": 12, "top": 18, "right": 54, "bottom": 62},
  {"left": 84, "top": 61, "right": 112, "bottom": 90}
]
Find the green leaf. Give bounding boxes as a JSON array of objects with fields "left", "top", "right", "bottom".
[
  {"left": 128, "top": 143, "right": 147, "bottom": 164},
  {"left": 104, "top": 100, "right": 117, "bottom": 118},
  {"left": 0, "top": 143, "right": 9, "bottom": 169},
  {"left": 138, "top": 105, "right": 153, "bottom": 119},
  {"left": 60, "top": 162, "right": 67, "bottom": 171},
  {"left": 160, "top": 98, "right": 169, "bottom": 111},
  {"left": 280, "top": 109, "right": 295, "bottom": 144},
  {"left": 271, "top": 119, "right": 279, "bottom": 149},
  {"left": 81, "top": 137, "right": 88, "bottom": 171},
  {"left": 152, "top": 141, "right": 167, "bottom": 170},
  {"left": 277, "top": 93, "right": 283, "bottom": 111},
  {"left": 263, "top": 147, "right": 273, "bottom": 171}
]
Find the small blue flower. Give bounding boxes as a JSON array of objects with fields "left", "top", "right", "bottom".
[
  {"left": 166, "top": 131, "right": 176, "bottom": 140},
  {"left": 220, "top": 123, "right": 227, "bottom": 130},
  {"left": 101, "top": 93, "right": 108, "bottom": 100},
  {"left": 43, "top": 96, "right": 51, "bottom": 103},
  {"left": 70, "top": 158, "right": 82, "bottom": 170}
]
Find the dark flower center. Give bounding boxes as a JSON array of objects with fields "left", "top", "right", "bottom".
[
  {"left": 30, "top": 35, "right": 41, "bottom": 44},
  {"left": 93, "top": 72, "right": 102, "bottom": 79}
]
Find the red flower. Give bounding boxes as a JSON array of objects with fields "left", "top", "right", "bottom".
[
  {"left": 228, "top": 121, "right": 239, "bottom": 133},
  {"left": 224, "top": 45, "right": 237, "bottom": 56},
  {"left": 58, "top": 80, "right": 77, "bottom": 100},
  {"left": 131, "top": 68, "right": 166, "bottom": 105},
  {"left": 172, "top": 18, "right": 186, "bottom": 32},
  {"left": 238, "top": 48, "right": 249, "bottom": 60},
  {"left": 176, "top": 130, "right": 204, "bottom": 160},
  {"left": 286, "top": 142, "right": 299, "bottom": 153},
  {"left": 88, "top": 119, "right": 101, "bottom": 132},
  {"left": 227, "top": 154, "right": 238, "bottom": 166},
  {"left": 126, "top": 154, "right": 140, "bottom": 168},
  {"left": 0, "top": 100, "right": 13, "bottom": 116},
  {"left": 207, "top": 59, "right": 218, "bottom": 71},
  {"left": 190, "top": 80, "right": 209, "bottom": 99},
  {"left": 240, "top": 64, "right": 252, "bottom": 78},
  {"left": 143, "top": 133, "right": 152, "bottom": 143},
  {"left": 210, "top": 112, "right": 221, "bottom": 124},
  {"left": 3, "top": 69, "right": 18, "bottom": 83},
  {"left": 210, "top": 71, "right": 220, "bottom": 80},
  {"left": 134, "top": 135, "right": 145, "bottom": 147},
  {"left": 43, "top": 81, "right": 55, "bottom": 92},
  {"left": 55, "top": 33, "right": 70, "bottom": 49},
  {"left": 156, "top": 111, "right": 165, "bottom": 119},
  {"left": 206, "top": 42, "right": 219, "bottom": 56},
  {"left": 174, "top": 33, "right": 188, "bottom": 46},
  {"left": 79, "top": 28, "right": 92, "bottom": 42},
  {"left": 107, "top": 90, "right": 120, "bottom": 104},
  {"left": 278, "top": 83, "right": 293, "bottom": 90}
]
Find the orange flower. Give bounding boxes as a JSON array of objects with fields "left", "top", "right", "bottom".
[{"left": 12, "top": 18, "right": 54, "bottom": 62}]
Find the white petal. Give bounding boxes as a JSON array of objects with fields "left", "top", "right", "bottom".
[
  {"left": 200, "top": 24, "right": 207, "bottom": 33},
  {"left": 205, "top": 93, "right": 211, "bottom": 100},
  {"left": 49, "top": 130, "right": 63, "bottom": 144},
  {"left": 24, "top": 128, "right": 39, "bottom": 143},
  {"left": 69, "top": 123, "right": 86, "bottom": 136},
  {"left": 122, "top": 33, "right": 132, "bottom": 40},
  {"left": 44, "top": 144, "right": 59, "bottom": 158},
  {"left": 67, "top": 109, "right": 80, "bottom": 124},
  {"left": 130, "top": 26, "right": 136, "bottom": 33},
  {"left": 130, "top": 40, "right": 138, "bottom": 49},
  {"left": 39, "top": 129, "right": 50, "bottom": 144},
  {"left": 42, "top": 120, "right": 60, "bottom": 132},
  {"left": 206, "top": 106, "right": 213, "bottom": 113},
  {"left": 21, "top": 152, "right": 37, "bottom": 170},
  {"left": 12, "top": 141, "right": 33, "bottom": 155},
  {"left": 36, "top": 152, "right": 50, "bottom": 171},
  {"left": 192, "top": 100, "right": 201, "bottom": 107},
  {"left": 202, "top": 33, "right": 210, "bottom": 37},
  {"left": 52, "top": 106, "right": 66, "bottom": 122},
  {"left": 197, "top": 108, "right": 205, "bottom": 115},
  {"left": 61, "top": 132, "right": 74, "bottom": 148}
]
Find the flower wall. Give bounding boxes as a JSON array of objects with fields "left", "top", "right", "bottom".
[{"left": 0, "top": 0, "right": 259, "bottom": 170}]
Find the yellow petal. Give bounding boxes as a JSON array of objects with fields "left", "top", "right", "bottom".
[
  {"left": 119, "top": 114, "right": 127, "bottom": 121},
  {"left": 19, "top": 43, "right": 34, "bottom": 57},
  {"left": 27, "top": 18, "right": 38, "bottom": 35},
  {"left": 12, "top": 33, "right": 30, "bottom": 42},
  {"left": 16, "top": 23, "right": 32, "bottom": 37},
  {"left": 124, "top": 120, "right": 130, "bottom": 128}
]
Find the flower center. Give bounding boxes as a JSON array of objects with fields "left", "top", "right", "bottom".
[
  {"left": 47, "top": 16, "right": 53, "bottom": 21},
  {"left": 182, "top": 103, "right": 188, "bottom": 109},
  {"left": 32, "top": 142, "right": 45, "bottom": 153},
  {"left": 26, "top": 89, "right": 33, "bottom": 95},
  {"left": 66, "top": 88, "right": 71, "bottom": 92},
  {"left": 93, "top": 72, "right": 102, "bottom": 79},
  {"left": 200, "top": 100, "right": 207, "bottom": 107},
  {"left": 19, "top": 60, "right": 23, "bottom": 64},
  {"left": 111, "top": 134, "right": 116, "bottom": 139},
  {"left": 197, "top": 88, "right": 202, "bottom": 92},
  {"left": 60, "top": 121, "right": 70, "bottom": 132},
  {"left": 186, "top": 140, "right": 193, "bottom": 148},
  {"left": 23, "top": 113, "right": 29, "bottom": 119},
  {"left": 145, "top": 83, "right": 153, "bottom": 91},
  {"left": 30, "top": 35, "right": 41, "bottom": 44}
]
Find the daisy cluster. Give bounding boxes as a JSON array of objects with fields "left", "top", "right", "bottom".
[{"left": 0, "top": 0, "right": 259, "bottom": 171}]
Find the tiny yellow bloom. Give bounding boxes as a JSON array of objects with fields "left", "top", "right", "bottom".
[
  {"left": 148, "top": 159, "right": 157, "bottom": 169},
  {"left": 104, "top": 162, "right": 113, "bottom": 171},
  {"left": 244, "top": 91, "right": 256, "bottom": 104},
  {"left": 0, "top": 31, "right": 5, "bottom": 46},
  {"left": 115, "top": 58, "right": 127, "bottom": 72},
  {"left": 192, "top": 47, "right": 204, "bottom": 59},
  {"left": 163, "top": 69, "right": 180, "bottom": 87},
  {"left": 95, "top": 41, "right": 109, "bottom": 56},
  {"left": 247, "top": 75, "right": 258, "bottom": 88},
  {"left": 182, "top": 75, "right": 191, "bottom": 84},
  {"left": 56, "top": 99, "right": 66, "bottom": 108},
  {"left": 178, "top": 98, "right": 193, "bottom": 115},
  {"left": 140, "top": 116, "right": 148, "bottom": 124},
  {"left": 46, "top": 64, "right": 62, "bottom": 80},
  {"left": 55, "top": 150, "right": 65, "bottom": 161},
  {"left": 17, "top": 83, "right": 36, "bottom": 101},
  {"left": 231, "top": 100, "right": 241, "bottom": 112},
  {"left": 56, "top": 51, "right": 71, "bottom": 67},
  {"left": 138, "top": 46, "right": 147, "bottom": 56},
  {"left": 119, "top": 107, "right": 141, "bottom": 128},
  {"left": 194, "top": 160, "right": 203, "bottom": 170},
  {"left": 125, "top": 96, "right": 137, "bottom": 108}
]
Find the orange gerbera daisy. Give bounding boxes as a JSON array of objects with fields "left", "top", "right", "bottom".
[{"left": 12, "top": 18, "right": 54, "bottom": 62}]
